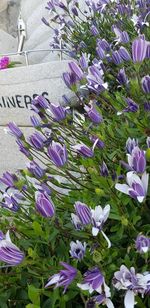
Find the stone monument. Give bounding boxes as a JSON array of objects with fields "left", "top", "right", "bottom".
[
  {"left": 0, "top": 0, "right": 61, "bottom": 63},
  {"left": 0, "top": 0, "right": 71, "bottom": 174}
]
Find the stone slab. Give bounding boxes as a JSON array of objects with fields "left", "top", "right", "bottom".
[
  {"left": 0, "top": 30, "right": 17, "bottom": 53},
  {"left": 0, "top": 60, "right": 71, "bottom": 126},
  {"left": 0, "top": 126, "right": 33, "bottom": 175},
  {"left": 0, "top": 0, "right": 7, "bottom": 13}
]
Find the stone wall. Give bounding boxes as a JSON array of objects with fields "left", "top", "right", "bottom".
[
  {"left": 0, "top": 0, "right": 21, "bottom": 37},
  {"left": 0, "top": 2, "right": 71, "bottom": 175},
  {"left": 0, "top": 60, "right": 71, "bottom": 175}
]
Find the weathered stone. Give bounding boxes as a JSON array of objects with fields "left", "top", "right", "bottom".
[
  {"left": 0, "top": 30, "right": 17, "bottom": 53},
  {"left": 0, "top": 126, "right": 33, "bottom": 175},
  {"left": 0, "top": 60, "right": 71, "bottom": 126},
  {"left": 0, "top": 0, "right": 8, "bottom": 13}
]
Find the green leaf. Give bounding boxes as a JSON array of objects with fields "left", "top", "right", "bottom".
[
  {"left": 28, "top": 285, "right": 40, "bottom": 306},
  {"left": 32, "top": 221, "right": 44, "bottom": 236},
  {"left": 26, "top": 305, "right": 40, "bottom": 308}
]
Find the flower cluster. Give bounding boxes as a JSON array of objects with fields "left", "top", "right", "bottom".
[{"left": 0, "top": 0, "right": 150, "bottom": 307}]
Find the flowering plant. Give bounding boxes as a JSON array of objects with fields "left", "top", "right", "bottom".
[
  {"left": 0, "top": 56, "right": 21, "bottom": 70},
  {"left": 0, "top": 0, "right": 150, "bottom": 307}
]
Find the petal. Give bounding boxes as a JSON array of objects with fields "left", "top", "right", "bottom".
[
  {"left": 124, "top": 290, "right": 135, "bottom": 308},
  {"left": 92, "top": 227, "right": 99, "bottom": 236},
  {"left": 77, "top": 283, "right": 91, "bottom": 291},
  {"left": 45, "top": 274, "right": 60, "bottom": 288},
  {"left": 5, "top": 231, "right": 11, "bottom": 243},
  {"left": 127, "top": 154, "right": 133, "bottom": 166},
  {"left": 126, "top": 172, "right": 142, "bottom": 187},
  {"left": 137, "top": 196, "right": 145, "bottom": 203},
  {"left": 106, "top": 299, "right": 115, "bottom": 308},
  {"left": 115, "top": 183, "right": 129, "bottom": 194},
  {"left": 142, "top": 246, "right": 149, "bottom": 253},
  {"left": 141, "top": 172, "right": 149, "bottom": 194}
]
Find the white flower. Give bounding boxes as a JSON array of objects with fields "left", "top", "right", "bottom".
[
  {"left": 115, "top": 171, "right": 149, "bottom": 203},
  {"left": 91, "top": 204, "right": 110, "bottom": 236},
  {"left": 91, "top": 205, "right": 111, "bottom": 247}
]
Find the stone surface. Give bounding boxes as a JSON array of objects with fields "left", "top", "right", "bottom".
[
  {"left": 0, "top": 0, "right": 8, "bottom": 13},
  {"left": 0, "top": 29, "right": 17, "bottom": 53},
  {"left": 0, "top": 126, "right": 33, "bottom": 175},
  {"left": 0, "top": 0, "right": 21, "bottom": 37},
  {"left": 0, "top": 60, "right": 71, "bottom": 126},
  {"left": 0, "top": 0, "right": 55, "bottom": 64}
]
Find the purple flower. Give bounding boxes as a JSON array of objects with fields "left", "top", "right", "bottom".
[
  {"left": 77, "top": 268, "right": 104, "bottom": 293},
  {"left": 35, "top": 192, "right": 55, "bottom": 218},
  {"left": 29, "top": 132, "right": 46, "bottom": 150},
  {"left": 45, "top": 1, "right": 55, "bottom": 11},
  {"left": 0, "top": 231, "right": 24, "bottom": 266},
  {"left": 71, "top": 6, "right": 78, "bottom": 16},
  {"left": 48, "top": 141, "right": 67, "bottom": 167},
  {"left": 118, "top": 47, "right": 131, "bottom": 61},
  {"left": 141, "top": 75, "right": 150, "bottom": 93},
  {"left": 144, "top": 102, "right": 150, "bottom": 111},
  {"left": 90, "top": 25, "right": 99, "bottom": 36},
  {"left": 113, "top": 27, "right": 129, "bottom": 43},
  {"left": 84, "top": 103, "right": 103, "bottom": 124},
  {"left": 7, "top": 122, "right": 23, "bottom": 138},
  {"left": 100, "top": 161, "right": 109, "bottom": 177},
  {"left": 132, "top": 36, "right": 147, "bottom": 63},
  {"left": 112, "top": 51, "right": 123, "bottom": 65},
  {"left": 117, "top": 4, "right": 131, "bottom": 16},
  {"left": 33, "top": 182, "right": 51, "bottom": 195},
  {"left": 27, "top": 161, "right": 45, "bottom": 178},
  {"left": 48, "top": 103, "right": 68, "bottom": 121},
  {"left": 146, "top": 44, "right": 150, "bottom": 58},
  {"left": 98, "top": 39, "right": 110, "bottom": 51},
  {"left": 62, "top": 95, "right": 71, "bottom": 105},
  {"left": 71, "top": 213, "right": 82, "bottom": 230},
  {"left": 117, "top": 68, "right": 129, "bottom": 85},
  {"left": 126, "top": 138, "right": 138, "bottom": 154},
  {"left": 45, "top": 262, "right": 77, "bottom": 293},
  {"left": 123, "top": 98, "right": 139, "bottom": 113},
  {"left": 30, "top": 115, "right": 40, "bottom": 127},
  {"left": 113, "top": 265, "right": 150, "bottom": 308},
  {"left": 68, "top": 62, "right": 84, "bottom": 80},
  {"left": 121, "top": 31, "right": 130, "bottom": 43},
  {"left": 74, "top": 143, "right": 93, "bottom": 158},
  {"left": 74, "top": 201, "right": 91, "bottom": 225},
  {"left": 32, "top": 95, "right": 49, "bottom": 110},
  {"left": 96, "top": 45, "right": 105, "bottom": 60},
  {"left": 90, "top": 135, "right": 105, "bottom": 149},
  {"left": 41, "top": 17, "right": 50, "bottom": 27},
  {"left": 94, "top": 292, "right": 114, "bottom": 308},
  {"left": 0, "top": 172, "right": 18, "bottom": 187},
  {"left": 1, "top": 193, "right": 19, "bottom": 212},
  {"left": 69, "top": 240, "right": 86, "bottom": 260},
  {"left": 16, "top": 139, "right": 30, "bottom": 157},
  {"left": 135, "top": 234, "right": 150, "bottom": 253},
  {"left": 115, "top": 171, "right": 149, "bottom": 203},
  {"left": 79, "top": 53, "right": 88, "bottom": 70},
  {"left": 62, "top": 72, "right": 77, "bottom": 88},
  {"left": 127, "top": 146, "right": 146, "bottom": 173},
  {"left": 0, "top": 56, "right": 9, "bottom": 69},
  {"left": 87, "top": 65, "right": 108, "bottom": 94}
]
